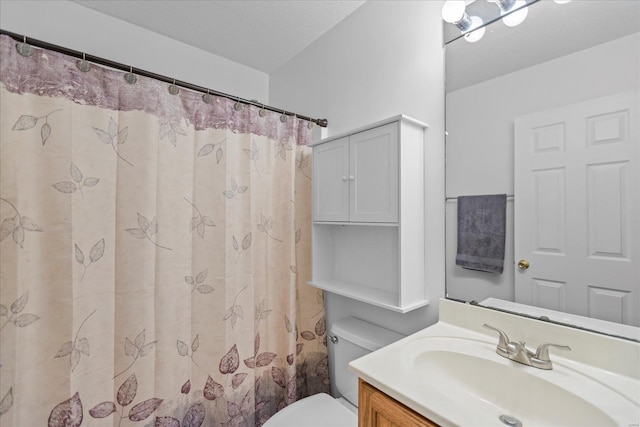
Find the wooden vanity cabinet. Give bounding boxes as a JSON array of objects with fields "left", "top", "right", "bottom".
[{"left": 358, "top": 380, "right": 440, "bottom": 427}]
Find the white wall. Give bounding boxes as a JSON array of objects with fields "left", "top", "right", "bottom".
[
  {"left": 270, "top": 1, "right": 445, "bottom": 140},
  {"left": 445, "top": 33, "right": 640, "bottom": 302},
  {"left": 0, "top": 0, "right": 268, "bottom": 102},
  {"left": 269, "top": 0, "right": 446, "bottom": 397}
]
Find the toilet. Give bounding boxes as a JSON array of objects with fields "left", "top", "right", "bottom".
[{"left": 264, "top": 317, "right": 404, "bottom": 426}]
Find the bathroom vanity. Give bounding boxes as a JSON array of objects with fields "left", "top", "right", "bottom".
[
  {"left": 349, "top": 299, "right": 640, "bottom": 427},
  {"left": 358, "top": 380, "right": 439, "bottom": 427}
]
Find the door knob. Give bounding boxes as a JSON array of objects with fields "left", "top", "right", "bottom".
[{"left": 517, "top": 259, "right": 530, "bottom": 270}]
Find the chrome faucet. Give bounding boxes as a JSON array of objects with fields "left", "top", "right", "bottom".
[{"left": 483, "top": 324, "right": 571, "bottom": 370}]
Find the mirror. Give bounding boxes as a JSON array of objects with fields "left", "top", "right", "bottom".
[{"left": 444, "top": 0, "right": 640, "bottom": 341}]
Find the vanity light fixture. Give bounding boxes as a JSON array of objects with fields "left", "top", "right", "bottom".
[
  {"left": 441, "top": 0, "right": 468, "bottom": 28},
  {"left": 464, "top": 17, "right": 486, "bottom": 43},
  {"left": 441, "top": 0, "right": 486, "bottom": 43},
  {"left": 490, "top": 0, "right": 529, "bottom": 27},
  {"left": 553, "top": 0, "right": 572, "bottom": 4}
]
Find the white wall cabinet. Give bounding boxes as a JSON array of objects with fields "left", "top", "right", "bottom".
[
  {"left": 313, "top": 137, "right": 351, "bottom": 221},
  {"left": 313, "top": 123, "right": 399, "bottom": 223},
  {"left": 309, "top": 115, "right": 438, "bottom": 313}
]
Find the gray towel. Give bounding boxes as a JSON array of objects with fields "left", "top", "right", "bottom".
[{"left": 456, "top": 194, "right": 506, "bottom": 274}]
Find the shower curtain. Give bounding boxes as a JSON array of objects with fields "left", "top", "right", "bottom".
[{"left": 0, "top": 35, "right": 328, "bottom": 427}]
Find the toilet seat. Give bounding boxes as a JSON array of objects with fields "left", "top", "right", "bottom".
[{"left": 263, "top": 393, "right": 357, "bottom": 427}]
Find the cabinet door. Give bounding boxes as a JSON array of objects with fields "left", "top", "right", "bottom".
[
  {"left": 313, "top": 137, "right": 350, "bottom": 221},
  {"left": 350, "top": 123, "right": 399, "bottom": 222},
  {"left": 359, "top": 380, "right": 439, "bottom": 427}
]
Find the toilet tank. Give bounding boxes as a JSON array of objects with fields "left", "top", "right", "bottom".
[{"left": 330, "top": 317, "right": 404, "bottom": 407}]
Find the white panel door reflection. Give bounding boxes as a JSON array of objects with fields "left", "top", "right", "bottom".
[{"left": 514, "top": 91, "right": 639, "bottom": 326}]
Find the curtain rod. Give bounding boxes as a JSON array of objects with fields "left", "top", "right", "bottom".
[{"left": 0, "top": 29, "right": 328, "bottom": 128}]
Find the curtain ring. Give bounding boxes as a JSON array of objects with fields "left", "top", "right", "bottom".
[
  {"left": 280, "top": 109, "right": 288, "bottom": 123},
  {"left": 124, "top": 65, "right": 137, "bottom": 84},
  {"left": 259, "top": 103, "right": 267, "bottom": 118},
  {"left": 234, "top": 97, "right": 243, "bottom": 111},
  {"left": 233, "top": 97, "right": 243, "bottom": 111},
  {"left": 76, "top": 52, "right": 91, "bottom": 72},
  {"left": 16, "top": 34, "right": 33, "bottom": 57},
  {"left": 202, "top": 88, "right": 212, "bottom": 104},
  {"left": 168, "top": 78, "right": 180, "bottom": 95}
]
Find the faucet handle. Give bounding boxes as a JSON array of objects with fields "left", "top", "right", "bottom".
[
  {"left": 534, "top": 343, "right": 571, "bottom": 362},
  {"left": 483, "top": 324, "right": 510, "bottom": 350}
]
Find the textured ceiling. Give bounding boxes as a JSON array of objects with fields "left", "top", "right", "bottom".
[{"left": 72, "top": 0, "right": 366, "bottom": 73}]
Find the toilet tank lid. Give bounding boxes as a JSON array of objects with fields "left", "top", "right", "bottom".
[{"left": 331, "top": 317, "right": 404, "bottom": 351}]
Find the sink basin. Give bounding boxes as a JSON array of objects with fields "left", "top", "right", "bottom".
[
  {"left": 349, "top": 300, "right": 640, "bottom": 427},
  {"left": 413, "top": 348, "right": 614, "bottom": 426},
  {"left": 402, "top": 337, "right": 637, "bottom": 426}
]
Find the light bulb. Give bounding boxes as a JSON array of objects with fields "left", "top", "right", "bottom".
[
  {"left": 554, "top": 0, "right": 572, "bottom": 3},
  {"left": 442, "top": 0, "right": 466, "bottom": 23},
  {"left": 502, "top": 0, "right": 528, "bottom": 27},
  {"left": 464, "top": 16, "right": 485, "bottom": 43}
]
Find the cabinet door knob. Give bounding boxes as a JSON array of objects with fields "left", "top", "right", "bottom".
[
  {"left": 341, "top": 176, "right": 348, "bottom": 181},
  {"left": 348, "top": 175, "right": 355, "bottom": 181}
]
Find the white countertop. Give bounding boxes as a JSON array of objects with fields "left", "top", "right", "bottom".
[{"left": 348, "top": 298, "right": 640, "bottom": 426}]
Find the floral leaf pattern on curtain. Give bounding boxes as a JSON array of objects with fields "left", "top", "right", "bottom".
[
  {"left": 176, "top": 335, "right": 200, "bottom": 365},
  {"left": 197, "top": 137, "right": 226, "bottom": 163},
  {"left": 126, "top": 213, "right": 172, "bottom": 250},
  {"left": 48, "top": 392, "right": 83, "bottom": 427},
  {"left": 0, "top": 34, "right": 327, "bottom": 427},
  {"left": 223, "top": 178, "right": 248, "bottom": 200},
  {"left": 232, "top": 234, "right": 252, "bottom": 263},
  {"left": 275, "top": 138, "right": 293, "bottom": 161},
  {"left": 11, "top": 109, "right": 61, "bottom": 145},
  {"left": 296, "top": 151, "right": 311, "bottom": 179},
  {"left": 223, "top": 286, "right": 248, "bottom": 329},
  {"left": 184, "top": 270, "right": 214, "bottom": 294},
  {"left": 203, "top": 376, "right": 224, "bottom": 401},
  {"left": 87, "top": 373, "right": 163, "bottom": 423},
  {"left": 0, "top": 198, "right": 42, "bottom": 249},
  {"left": 244, "top": 141, "right": 261, "bottom": 177},
  {"left": 157, "top": 401, "right": 206, "bottom": 427},
  {"left": 113, "top": 329, "right": 157, "bottom": 379},
  {"left": 54, "top": 310, "right": 96, "bottom": 372},
  {"left": 92, "top": 118, "right": 134, "bottom": 166},
  {"left": 52, "top": 163, "right": 100, "bottom": 197},
  {"left": 257, "top": 214, "right": 282, "bottom": 243},
  {"left": 0, "top": 388, "right": 13, "bottom": 416},
  {"left": 159, "top": 120, "right": 187, "bottom": 147},
  {"left": 184, "top": 198, "right": 215, "bottom": 238},
  {"left": 0, "top": 291, "right": 39, "bottom": 330},
  {"left": 74, "top": 239, "right": 105, "bottom": 281}
]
